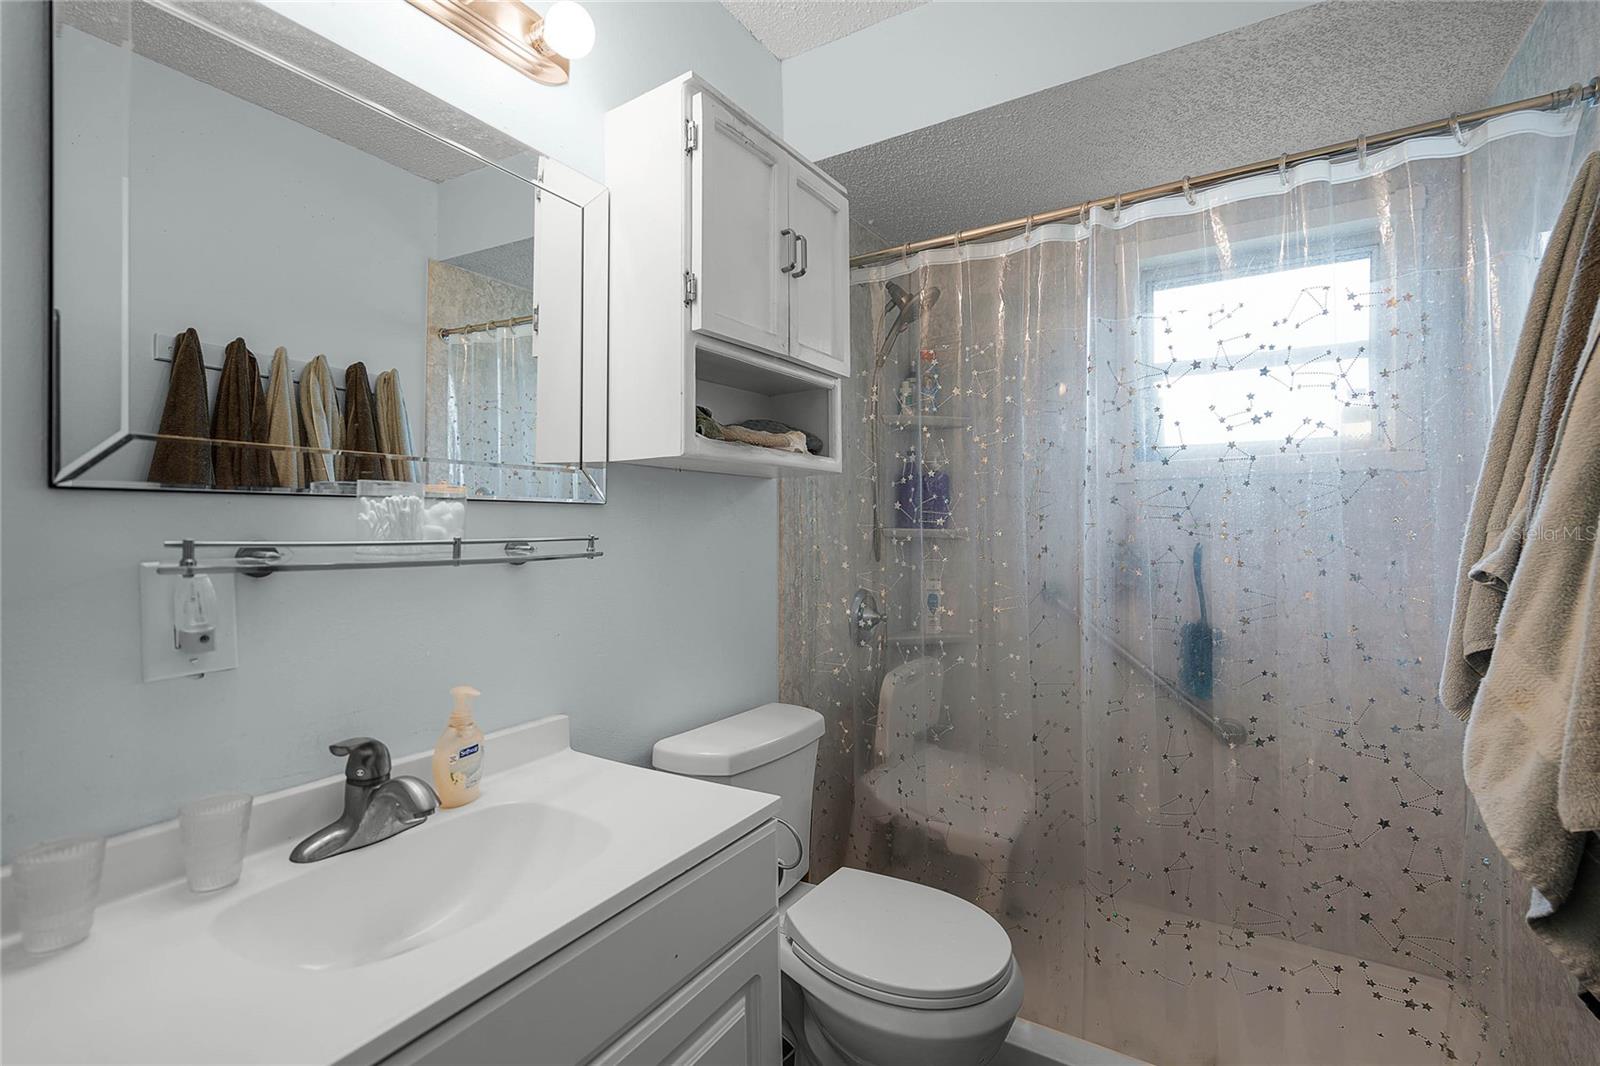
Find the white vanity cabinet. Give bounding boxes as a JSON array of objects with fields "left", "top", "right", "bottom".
[
  {"left": 606, "top": 73, "right": 847, "bottom": 478},
  {"left": 377, "top": 825, "right": 782, "bottom": 1066}
]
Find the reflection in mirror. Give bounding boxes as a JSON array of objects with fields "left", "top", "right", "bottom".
[{"left": 50, "top": 0, "right": 607, "bottom": 503}]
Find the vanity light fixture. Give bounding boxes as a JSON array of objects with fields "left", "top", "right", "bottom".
[{"left": 406, "top": 0, "right": 594, "bottom": 86}]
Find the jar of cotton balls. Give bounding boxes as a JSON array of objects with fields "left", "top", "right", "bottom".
[{"left": 355, "top": 480, "right": 467, "bottom": 556}]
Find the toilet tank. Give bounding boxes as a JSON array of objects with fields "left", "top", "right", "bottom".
[{"left": 653, "top": 703, "right": 824, "bottom": 896}]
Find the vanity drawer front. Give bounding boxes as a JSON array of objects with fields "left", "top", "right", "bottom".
[
  {"left": 383, "top": 824, "right": 778, "bottom": 1066},
  {"left": 592, "top": 916, "right": 780, "bottom": 1065}
]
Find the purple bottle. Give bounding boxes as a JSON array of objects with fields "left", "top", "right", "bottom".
[{"left": 893, "top": 448, "right": 923, "bottom": 527}]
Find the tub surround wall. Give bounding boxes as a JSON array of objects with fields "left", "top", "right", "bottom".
[{"left": 0, "top": 0, "right": 783, "bottom": 860}]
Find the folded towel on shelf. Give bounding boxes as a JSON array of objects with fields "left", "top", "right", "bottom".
[
  {"left": 730, "top": 418, "right": 824, "bottom": 455},
  {"left": 1445, "top": 153, "right": 1600, "bottom": 710},
  {"left": 339, "top": 361, "right": 385, "bottom": 481},
  {"left": 298, "top": 354, "right": 342, "bottom": 486},
  {"left": 146, "top": 327, "right": 212, "bottom": 486},
  {"left": 374, "top": 369, "right": 418, "bottom": 482},
  {"left": 211, "top": 338, "right": 267, "bottom": 489},
  {"left": 695, "top": 406, "right": 808, "bottom": 453},
  {"left": 262, "top": 347, "right": 300, "bottom": 489}
]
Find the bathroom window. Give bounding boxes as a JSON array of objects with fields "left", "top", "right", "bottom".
[{"left": 1137, "top": 246, "right": 1380, "bottom": 464}]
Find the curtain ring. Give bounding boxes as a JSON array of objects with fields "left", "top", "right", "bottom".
[
  {"left": 1181, "top": 176, "right": 1196, "bottom": 206},
  {"left": 1588, "top": 76, "right": 1599, "bottom": 108},
  {"left": 1566, "top": 82, "right": 1585, "bottom": 108},
  {"left": 1111, "top": 195, "right": 1124, "bottom": 223},
  {"left": 1357, "top": 134, "right": 1369, "bottom": 170},
  {"left": 1450, "top": 115, "right": 1466, "bottom": 146},
  {"left": 1022, "top": 213, "right": 1034, "bottom": 241},
  {"left": 1278, "top": 153, "right": 1290, "bottom": 186},
  {"left": 1079, "top": 200, "right": 1094, "bottom": 227}
]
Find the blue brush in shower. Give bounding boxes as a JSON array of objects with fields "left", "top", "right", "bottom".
[{"left": 1179, "top": 542, "right": 1214, "bottom": 701}]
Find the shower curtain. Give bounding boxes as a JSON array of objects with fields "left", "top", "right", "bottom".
[
  {"left": 442, "top": 323, "right": 539, "bottom": 496},
  {"left": 781, "top": 108, "right": 1598, "bottom": 1064}
]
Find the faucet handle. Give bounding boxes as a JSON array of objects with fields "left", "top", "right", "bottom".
[{"left": 329, "top": 737, "right": 391, "bottom": 784}]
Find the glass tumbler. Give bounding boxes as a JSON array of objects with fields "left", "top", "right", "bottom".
[
  {"left": 179, "top": 792, "right": 253, "bottom": 892},
  {"left": 14, "top": 836, "right": 107, "bottom": 954}
]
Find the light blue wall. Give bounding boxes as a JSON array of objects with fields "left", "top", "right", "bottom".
[
  {"left": 1491, "top": 0, "right": 1600, "bottom": 161},
  {"left": 0, "top": 1, "right": 782, "bottom": 859}
]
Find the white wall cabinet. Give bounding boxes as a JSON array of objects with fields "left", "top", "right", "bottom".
[
  {"left": 378, "top": 825, "right": 781, "bottom": 1066},
  {"left": 606, "top": 74, "right": 847, "bottom": 478}
]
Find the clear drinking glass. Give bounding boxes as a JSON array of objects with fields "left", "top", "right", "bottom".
[
  {"left": 14, "top": 836, "right": 107, "bottom": 954},
  {"left": 179, "top": 792, "right": 253, "bottom": 892}
]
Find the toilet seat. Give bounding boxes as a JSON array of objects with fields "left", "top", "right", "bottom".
[{"left": 781, "top": 868, "right": 1014, "bottom": 1011}]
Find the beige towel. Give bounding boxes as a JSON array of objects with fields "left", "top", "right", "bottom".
[
  {"left": 1463, "top": 304, "right": 1600, "bottom": 995},
  {"left": 263, "top": 347, "right": 301, "bottom": 489},
  {"left": 1443, "top": 153, "right": 1600, "bottom": 712},
  {"left": 298, "top": 354, "right": 342, "bottom": 486},
  {"left": 374, "top": 370, "right": 418, "bottom": 482}
]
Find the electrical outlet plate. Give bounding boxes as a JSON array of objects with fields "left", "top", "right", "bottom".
[{"left": 138, "top": 564, "right": 239, "bottom": 682}]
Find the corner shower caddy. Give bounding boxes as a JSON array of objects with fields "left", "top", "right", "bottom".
[{"left": 153, "top": 535, "right": 602, "bottom": 577}]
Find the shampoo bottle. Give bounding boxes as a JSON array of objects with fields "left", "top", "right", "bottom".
[{"left": 433, "top": 685, "right": 484, "bottom": 808}]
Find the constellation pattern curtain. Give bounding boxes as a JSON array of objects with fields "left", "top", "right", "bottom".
[
  {"left": 442, "top": 323, "right": 538, "bottom": 496},
  {"left": 780, "top": 109, "right": 1596, "bottom": 1064}
]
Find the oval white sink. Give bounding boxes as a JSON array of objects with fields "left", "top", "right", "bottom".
[{"left": 213, "top": 802, "right": 609, "bottom": 971}]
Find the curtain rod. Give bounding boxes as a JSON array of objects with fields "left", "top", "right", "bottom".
[
  {"left": 850, "top": 76, "right": 1600, "bottom": 268},
  {"left": 437, "top": 312, "right": 538, "bottom": 339}
]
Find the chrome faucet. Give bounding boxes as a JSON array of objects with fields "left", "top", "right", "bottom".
[{"left": 290, "top": 738, "right": 438, "bottom": 863}]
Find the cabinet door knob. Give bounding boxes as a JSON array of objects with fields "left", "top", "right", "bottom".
[
  {"left": 779, "top": 228, "right": 797, "bottom": 274},
  {"left": 792, "top": 233, "right": 809, "bottom": 279}
]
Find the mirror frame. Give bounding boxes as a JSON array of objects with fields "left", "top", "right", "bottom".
[{"left": 46, "top": 0, "right": 609, "bottom": 503}]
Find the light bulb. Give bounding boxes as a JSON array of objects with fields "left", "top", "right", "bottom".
[{"left": 541, "top": 1, "right": 594, "bottom": 60}]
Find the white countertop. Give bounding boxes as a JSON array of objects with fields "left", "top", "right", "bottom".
[{"left": 1, "top": 717, "right": 778, "bottom": 1065}]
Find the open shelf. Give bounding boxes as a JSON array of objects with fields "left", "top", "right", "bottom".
[
  {"left": 887, "top": 629, "right": 976, "bottom": 645},
  {"left": 876, "top": 526, "right": 969, "bottom": 541},
  {"left": 883, "top": 413, "right": 966, "bottom": 429},
  {"left": 682, "top": 433, "right": 840, "bottom": 477}
]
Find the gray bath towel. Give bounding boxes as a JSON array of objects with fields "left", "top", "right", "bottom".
[{"left": 1443, "top": 153, "right": 1600, "bottom": 712}]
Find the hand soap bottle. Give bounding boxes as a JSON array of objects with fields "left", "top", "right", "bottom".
[{"left": 433, "top": 685, "right": 484, "bottom": 808}]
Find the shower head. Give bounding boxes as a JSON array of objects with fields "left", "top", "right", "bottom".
[{"left": 884, "top": 281, "right": 941, "bottom": 336}]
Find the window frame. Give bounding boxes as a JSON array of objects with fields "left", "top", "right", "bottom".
[{"left": 1129, "top": 227, "right": 1415, "bottom": 476}]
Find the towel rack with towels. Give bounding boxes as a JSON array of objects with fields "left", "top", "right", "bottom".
[{"left": 153, "top": 535, "right": 602, "bottom": 578}]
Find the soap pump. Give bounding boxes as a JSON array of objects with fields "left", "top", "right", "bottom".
[{"left": 433, "top": 685, "right": 485, "bottom": 808}]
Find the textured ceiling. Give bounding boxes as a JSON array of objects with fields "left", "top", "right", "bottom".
[
  {"left": 57, "top": 1, "right": 530, "bottom": 182},
  {"left": 826, "top": 1, "right": 1542, "bottom": 248},
  {"left": 721, "top": 0, "right": 926, "bottom": 59}
]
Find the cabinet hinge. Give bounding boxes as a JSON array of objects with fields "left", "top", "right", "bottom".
[
  {"left": 683, "top": 271, "right": 698, "bottom": 305},
  {"left": 685, "top": 119, "right": 699, "bottom": 154}
]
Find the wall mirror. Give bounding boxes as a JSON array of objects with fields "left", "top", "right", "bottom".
[{"left": 50, "top": 0, "right": 608, "bottom": 503}]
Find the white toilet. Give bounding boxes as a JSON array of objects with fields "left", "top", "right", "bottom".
[{"left": 653, "top": 703, "right": 1023, "bottom": 1066}]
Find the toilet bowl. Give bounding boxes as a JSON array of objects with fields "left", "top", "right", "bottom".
[
  {"left": 778, "top": 869, "right": 1022, "bottom": 1066},
  {"left": 653, "top": 704, "right": 1024, "bottom": 1066}
]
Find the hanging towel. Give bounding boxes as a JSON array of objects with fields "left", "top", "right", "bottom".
[
  {"left": 298, "top": 354, "right": 342, "bottom": 486},
  {"left": 1462, "top": 303, "right": 1600, "bottom": 998},
  {"left": 1443, "top": 153, "right": 1600, "bottom": 712},
  {"left": 146, "top": 327, "right": 212, "bottom": 486},
  {"left": 262, "top": 347, "right": 301, "bottom": 490},
  {"left": 211, "top": 338, "right": 266, "bottom": 489},
  {"left": 340, "top": 361, "right": 384, "bottom": 481},
  {"left": 374, "top": 370, "right": 418, "bottom": 482}
]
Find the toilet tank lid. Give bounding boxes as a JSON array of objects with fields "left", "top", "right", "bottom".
[{"left": 653, "top": 703, "right": 825, "bottom": 776}]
